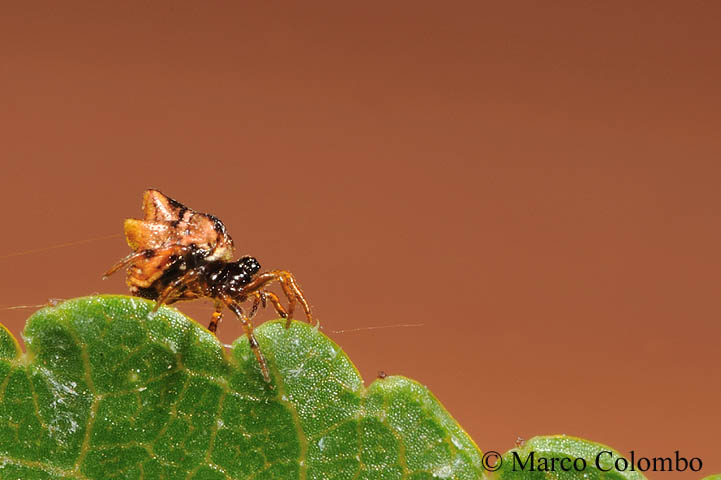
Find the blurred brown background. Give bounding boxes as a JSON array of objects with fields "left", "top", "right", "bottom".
[{"left": 1, "top": 2, "right": 719, "bottom": 477}]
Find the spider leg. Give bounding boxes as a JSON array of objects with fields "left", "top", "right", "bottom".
[
  {"left": 208, "top": 300, "right": 224, "bottom": 333},
  {"left": 261, "top": 291, "right": 288, "bottom": 319},
  {"left": 152, "top": 268, "right": 200, "bottom": 312},
  {"left": 248, "top": 291, "right": 264, "bottom": 319},
  {"left": 102, "top": 251, "right": 147, "bottom": 279},
  {"left": 248, "top": 290, "right": 288, "bottom": 320},
  {"left": 240, "top": 270, "right": 313, "bottom": 329},
  {"left": 221, "top": 294, "right": 271, "bottom": 383}
]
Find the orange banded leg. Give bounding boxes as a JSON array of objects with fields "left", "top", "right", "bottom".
[
  {"left": 152, "top": 269, "right": 200, "bottom": 312},
  {"left": 221, "top": 294, "right": 270, "bottom": 383},
  {"left": 240, "top": 270, "right": 313, "bottom": 328},
  {"left": 102, "top": 251, "right": 147, "bottom": 279},
  {"left": 208, "top": 301, "right": 223, "bottom": 333},
  {"left": 103, "top": 245, "right": 193, "bottom": 279},
  {"left": 248, "top": 291, "right": 264, "bottom": 319},
  {"left": 249, "top": 290, "right": 288, "bottom": 320}
]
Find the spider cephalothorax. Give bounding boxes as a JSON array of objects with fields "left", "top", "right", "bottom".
[{"left": 104, "top": 189, "right": 313, "bottom": 383}]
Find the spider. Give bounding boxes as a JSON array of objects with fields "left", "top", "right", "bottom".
[{"left": 104, "top": 189, "right": 314, "bottom": 383}]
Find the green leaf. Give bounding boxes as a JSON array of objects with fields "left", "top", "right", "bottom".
[
  {"left": 488, "top": 435, "right": 647, "bottom": 480},
  {"left": 0, "top": 295, "right": 482, "bottom": 479}
]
